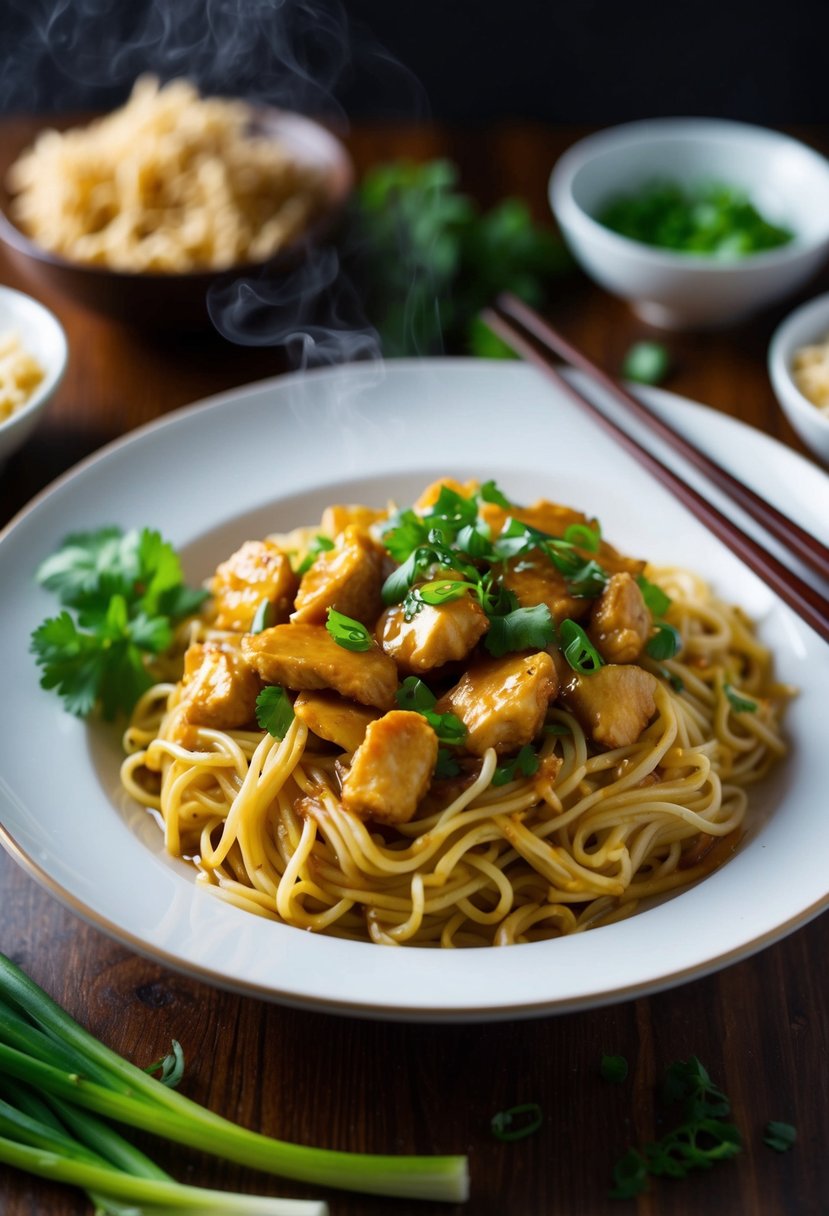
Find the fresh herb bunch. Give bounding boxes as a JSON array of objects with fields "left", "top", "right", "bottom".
[
  {"left": 347, "top": 159, "right": 571, "bottom": 357},
  {"left": 30, "top": 527, "right": 208, "bottom": 719}
]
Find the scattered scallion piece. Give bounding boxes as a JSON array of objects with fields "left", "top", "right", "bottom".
[
  {"left": 621, "top": 341, "right": 670, "bottom": 386},
  {"left": 492, "top": 745, "right": 540, "bottom": 787},
  {"left": 597, "top": 180, "right": 794, "bottom": 258},
  {"left": 559, "top": 619, "right": 603, "bottom": 674},
  {"left": 763, "top": 1121, "right": 796, "bottom": 1152},
  {"left": 0, "top": 953, "right": 470, "bottom": 1203},
  {"left": 600, "top": 1054, "right": 629, "bottom": 1084},
  {"left": 490, "top": 1103, "right": 543, "bottom": 1142},
  {"left": 325, "top": 607, "right": 373, "bottom": 652},
  {"left": 396, "top": 677, "right": 467, "bottom": 746},
  {"left": 723, "top": 682, "right": 758, "bottom": 714}
]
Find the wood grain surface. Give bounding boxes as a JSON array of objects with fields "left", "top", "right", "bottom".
[{"left": 1, "top": 118, "right": 828, "bottom": 1216}]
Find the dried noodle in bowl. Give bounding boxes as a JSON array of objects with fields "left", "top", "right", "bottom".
[{"left": 6, "top": 76, "right": 328, "bottom": 273}]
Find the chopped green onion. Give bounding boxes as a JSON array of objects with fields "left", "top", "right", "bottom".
[
  {"left": 646, "top": 622, "right": 682, "bottom": 661},
  {"left": 490, "top": 1103, "right": 543, "bottom": 1142},
  {"left": 250, "top": 598, "right": 275, "bottom": 634},
  {"left": 563, "top": 522, "right": 601, "bottom": 552},
  {"left": 723, "top": 682, "right": 758, "bottom": 714},
  {"left": 622, "top": 341, "right": 670, "bottom": 385},
  {"left": 325, "top": 608, "right": 373, "bottom": 652},
  {"left": 636, "top": 574, "right": 672, "bottom": 618},
  {"left": 559, "top": 619, "right": 603, "bottom": 674},
  {"left": 763, "top": 1121, "right": 796, "bottom": 1152},
  {"left": 600, "top": 1054, "right": 629, "bottom": 1084},
  {"left": 296, "top": 535, "right": 335, "bottom": 576},
  {"left": 144, "top": 1040, "right": 185, "bottom": 1088}
]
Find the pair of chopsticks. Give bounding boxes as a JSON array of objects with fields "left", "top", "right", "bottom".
[{"left": 482, "top": 292, "right": 829, "bottom": 646}]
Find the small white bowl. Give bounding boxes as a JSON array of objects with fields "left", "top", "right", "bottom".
[
  {"left": 0, "top": 286, "right": 67, "bottom": 466},
  {"left": 768, "top": 291, "right": 829, "bottom": 465},
  {"left": 549, "top": 118, "right": 829, "bottom": 329}
]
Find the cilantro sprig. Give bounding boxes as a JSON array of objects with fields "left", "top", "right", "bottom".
[
  {"left": 609, "top": 1057, "right": 741, "bottom": 1199},
  {"left": 30, "top": 527, "right": 208, "bottom": 719},
  {"left": 396, "top": 677, "right": 467, "bottom": 746}
]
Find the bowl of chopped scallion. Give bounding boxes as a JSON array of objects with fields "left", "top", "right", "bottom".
[{"left": 549, "top": 118, "right": 829, "bottom": 329}]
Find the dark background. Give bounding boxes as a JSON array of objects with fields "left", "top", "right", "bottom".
[{"left": 0, "top": 0, "right": 826, "bottom": 126}]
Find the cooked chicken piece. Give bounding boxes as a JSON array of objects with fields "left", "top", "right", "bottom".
[
  {"left": 320, "top": 503, "right": 387, "bottom": 539},
  {"left": 291, "top": 525, "right": 386, "bottom": 627},
  {"left": 341, "top": 710, "right": 438, "bottom": 824},
  {"left": 502, "top": 553, "right": 590, "bottom": 625},
  {"left": 436, "top": 652, "right": 558, "bottom": 756},
  {"left": 242, "top": 623, "right": 398, "bottom": 710},
  {"left": 588, "top": 571, "right": 651, "bottom": 664},
  {"left": 210, "top": 539, "right": 298, "bottom": 632},
  {"left": 293, "top": 691, "right": 379, "bottom": 753},
  {"left": 178, "top": 641, "right": 261, "bottom": 729},
  {"left": 376, "top": 594, "right": 489, "bottom": 675},
  {"left": 558, "top": 663, "right": 658, "bottom": 749},
  {"left": 412, "top": 477, "right": 479, "bottom": 513},
  {"left": 481, "top": 497, "right": 646, "bottom": 577}
]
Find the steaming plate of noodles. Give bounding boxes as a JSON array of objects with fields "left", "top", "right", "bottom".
[{"left": 1, "top": 361, "right": 828, "bottom": 1019}]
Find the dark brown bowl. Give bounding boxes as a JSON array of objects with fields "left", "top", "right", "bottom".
[{"left": 0, "top": 106, "right": 354, "bottom": 330}]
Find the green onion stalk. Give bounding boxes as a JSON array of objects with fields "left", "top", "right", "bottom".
[{"left": 0, "top": 954, "right": 470, "bottom": 1210}]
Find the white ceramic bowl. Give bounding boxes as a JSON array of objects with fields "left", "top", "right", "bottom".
[
  {"left": 0, "top": 286, "right": 67, "bottom": 467},
  {"left": 768, "top": 291, "right": 829, "bottom": 465},
  {"left": 549, "top": 118, "right": 829, "bottom": 329}
]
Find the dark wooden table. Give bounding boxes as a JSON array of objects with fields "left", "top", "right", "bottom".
[{"left": 2, "top": 118, "right": 828, "bottom": 1216}]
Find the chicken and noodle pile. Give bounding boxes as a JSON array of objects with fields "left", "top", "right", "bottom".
[{"left": 122, "top": 479, "right": 789, "bottom": 947}]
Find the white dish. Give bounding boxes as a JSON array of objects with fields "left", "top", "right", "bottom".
[
  {"left": 768, "top": 290, "right": 829, "bottom": 465},
  {"left": 0, "top": 285, "right": 67, "bottom": 465},
  {"left": 2, "top": 360, "right": 828, "bottom": 1022},
  {"left": 549, "top": 118, "right": 829, "bottom": 329}
]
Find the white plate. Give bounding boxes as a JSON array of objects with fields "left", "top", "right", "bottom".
[{"left": 2, "top": 360, "right": 828, "bottom": 1022}]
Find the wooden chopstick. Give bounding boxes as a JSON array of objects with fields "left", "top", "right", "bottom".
[
  {"left": 482, "top": 296, "right": 829, "bottom": 646},
  {"left": 493, "top": 291, "right": 829, "bottom": 583}
]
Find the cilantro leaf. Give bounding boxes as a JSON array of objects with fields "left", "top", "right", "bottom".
[
  {"left": 31, "top": 526, "right": 209, "bottom": 719},
  {"left": 484, "top": 604, "right": 555, "bottom": 657},
  {"left": 492, "top": 745, "right": 540, "bottom": 787},
  {"left": 395, "top": 676, "right": 467, "bottom": 746},
  {"left": 255, "top": 686, "right": 295, "bottom": 739}
]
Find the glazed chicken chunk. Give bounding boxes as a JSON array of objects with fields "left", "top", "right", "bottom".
[
  {"left": 502, "top": 553, "right": 591, "bottom": 626},
  {"left": 178, "top": 641, "right": 261, "bottom": 729},
  {"left": 242, "top": 623, "right": 398, "bottom": 710},
  {"left": 588, "top": 571, "right": 651, "bottom": 664},
  {"left": 435, "top": 651, "right": 558, "bottom": 756},
  {"left": 341, "top": 710, "right": 438, "bottom": 824},
  {"left": 559, "top": 663, "right": 658, "bottom": 749},
  {"left": 209, "top": 539, "right": 298, "bottom": 632},
  {"left": 291, "top": 525, "right": 386, "bottom": 626},
  {"left": 293, "top": 691, "right": 379, "bottom": 754},
  {"left": 375, "top": 594, "right": 489, "bottom": 675}
]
